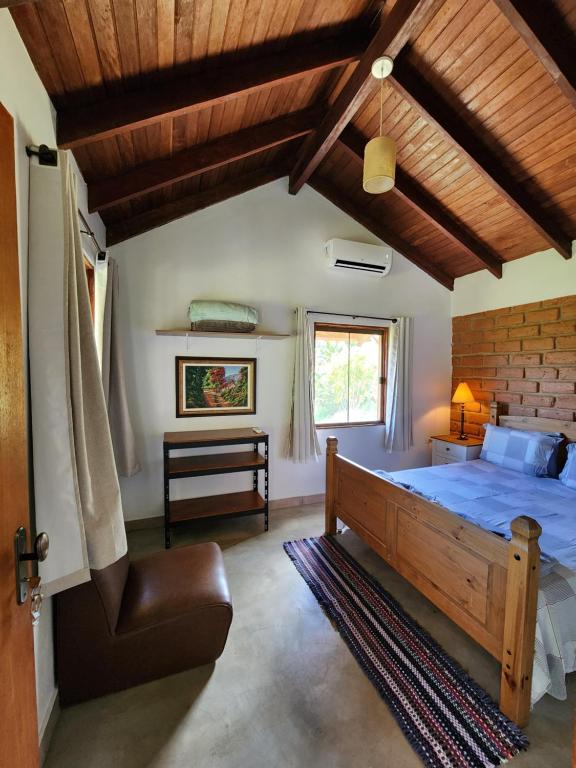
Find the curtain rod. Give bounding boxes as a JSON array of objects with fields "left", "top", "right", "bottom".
[
  {"left": 78, "top": 209, "right": 106, "bottom": 259},
  {"left": 306, "top": 310, "right": 397, "bottom": 324}
]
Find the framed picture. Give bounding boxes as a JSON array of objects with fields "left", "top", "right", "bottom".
[{"left": 175, "top": 356, "right": 257, "bottom": 418}]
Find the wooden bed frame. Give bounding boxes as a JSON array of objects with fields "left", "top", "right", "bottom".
[{"left": 325, "top": 403, "right": 576, "bottom": 727}]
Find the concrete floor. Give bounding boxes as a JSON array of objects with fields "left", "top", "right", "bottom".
[{"left": 45, "top": 505, "right": 573, "bottom": 768}]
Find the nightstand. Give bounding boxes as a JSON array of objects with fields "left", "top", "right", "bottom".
[{"left": 430, "top": 434, "right": 483, "bottom": 466}]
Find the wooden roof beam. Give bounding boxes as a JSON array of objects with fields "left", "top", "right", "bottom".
[
  {"left": 338, "top": 125, "right": 503, "bottom": 278},
  {"left": 106, "top": 164, "right": 289, "bottom": 245},
  {"left": 89, "top": 107, "right": 321, "bottom": 213},
  {"left": 57, "top": 34, "right": 366, "bottom": 150},
  {"left": 288, "top": 0, "right": 444, "bottom": 195},
  {"left": 309, "top": 175, "right": 454, "bottom": 291},
  {"left": 389, "top": 57, "right": 573, "bottom": 260},
  {"left": 491, "top": 0, "right": 576, "bottom": 110}
]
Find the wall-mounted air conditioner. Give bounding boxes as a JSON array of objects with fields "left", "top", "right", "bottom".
[{"left": 324, "top": 238, "right": 393, "bottom": 276}]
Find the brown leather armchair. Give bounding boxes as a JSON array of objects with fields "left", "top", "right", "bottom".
[{"left": 56, "top": 542, "right": 233, "bottom": 705}]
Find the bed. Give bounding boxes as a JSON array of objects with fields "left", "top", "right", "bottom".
[{"left": 324, "top": 403, "right": 576, "bottom": 726}]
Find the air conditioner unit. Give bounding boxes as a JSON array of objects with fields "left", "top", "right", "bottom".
[{"left": 324, "top": 238, "right": 393, "bottom": 276}]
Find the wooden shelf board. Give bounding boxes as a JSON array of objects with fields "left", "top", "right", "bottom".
[
  {"left": 155, "top": 328, "right": 290, "bottom": 339},
  {"left": 168, "top": 451, "right": 266, "bottom": 478},
  {"left": 169, "top": 490, "right": 265, "bottom": 523},
  {"left": 164, "top": 427, "right": 268, "bottom": 447}
]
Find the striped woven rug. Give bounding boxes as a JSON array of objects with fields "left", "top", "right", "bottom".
[{"left": 283, "top": 535, "right": 528, "bottom": 768}]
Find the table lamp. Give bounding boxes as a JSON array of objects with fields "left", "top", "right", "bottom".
[{"left": 452, "top": 382, "right": 475, "bottom": 440}]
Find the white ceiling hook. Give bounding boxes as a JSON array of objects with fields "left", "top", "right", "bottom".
[{"left": 371, "top": 56, "right": 394, "bottom": 80}]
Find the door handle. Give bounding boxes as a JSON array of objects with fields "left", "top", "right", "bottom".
[{"left": 14, "top": 527, "right": 49, "bottom": 606}]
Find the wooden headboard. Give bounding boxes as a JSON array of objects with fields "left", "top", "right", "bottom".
[{"left": 489, "top": 401, "right": 576, "bottom": 443}]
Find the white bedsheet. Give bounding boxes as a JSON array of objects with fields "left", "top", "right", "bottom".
[{"left": 375, "top": 460, "right": 576, "bottom": 706}]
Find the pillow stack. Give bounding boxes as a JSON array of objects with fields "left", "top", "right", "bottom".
[
  {"left": 480, "top": 423, "right": 563, "bottom": 477},
  {"left": 560, "top": 444, "right": 576, "bottom": 489}
]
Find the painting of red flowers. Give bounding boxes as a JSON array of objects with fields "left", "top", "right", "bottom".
[{"left": 176, "top": 357, "right": 256, "bottom": 417}]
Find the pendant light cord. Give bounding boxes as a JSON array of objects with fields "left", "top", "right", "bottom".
[{"left": 379, "top": 76, "right": 383, "bottom": 137}]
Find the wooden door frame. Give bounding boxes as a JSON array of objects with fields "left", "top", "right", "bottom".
[{"left": 0, "top": 102, "right": 40, "bottom": 768}]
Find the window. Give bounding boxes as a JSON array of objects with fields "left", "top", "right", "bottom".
[{"left": 314, "top": 324, "right": 388, "bottom": 427}]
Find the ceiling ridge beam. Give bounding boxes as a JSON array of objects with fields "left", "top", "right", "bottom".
[
  {"left": 309, "top": 175, "right": 454, "bottom": 291},
  {"left": 491, "top": 0, "right": 576, "bottom": 110},
  {"left": 57, "top": 35, "right": 366, "bottom": 150},
  {"left": 389, "top": 57, "right": 573, "bottom": 260},
  {"left": 89, "top": 106, "right": 322, "bottom": 212},
  {"left": 338, "top": 126, "right": 504, "bottom": 278},
  {"left": 288, "top": 0, "right": 445, "bottom": 195},
  {"left": 106, "top": 164, "right": 289, "bottom": 245}
]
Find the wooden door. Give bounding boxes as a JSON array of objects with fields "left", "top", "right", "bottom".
[{"left": 0, "top": 103, "right": 40, "bottom": 767}]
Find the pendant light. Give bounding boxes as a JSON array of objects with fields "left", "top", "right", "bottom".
[{"left": 363, "top": 56, "right": 396, "bottom": 194}]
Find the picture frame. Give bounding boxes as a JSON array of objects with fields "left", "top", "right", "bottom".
[{"left": 175, "top": 356, "right": 257, "bottom": 418}]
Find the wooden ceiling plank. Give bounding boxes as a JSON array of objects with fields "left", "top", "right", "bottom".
[
  {"left": 90, "top": 107, "right": 320, "bottom": 211},
  {"left": 309, "top": 175, "right": 454, "bottom": 290},
  {"left": 338, "top": 126, "right": 503, "bottom": 278},
  {"left": 57, "top": 33, "right": 365, "bottom": 149},
  {"left": 106, "top": 162, "right": 288, "bottom": 244},
  {"left": 288, "top": 0, "right": 445, "bottom": 194},
  {"left": 389, "top": 57, "right": 573, "bottom": 259},
  {"left": 491, "top": 0, "right": 576, "bottom": 109}
]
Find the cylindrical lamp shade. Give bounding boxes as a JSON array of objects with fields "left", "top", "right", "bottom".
[{"left": 363, "top": 136, "right": 396, "bottom": 194}]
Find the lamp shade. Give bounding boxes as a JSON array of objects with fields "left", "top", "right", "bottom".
[
  {"left": 363, "top": 136, "right": 396, "bottom": 194},
  {"left": 452, "top": 382, "right": 475, "bottom": 404}
]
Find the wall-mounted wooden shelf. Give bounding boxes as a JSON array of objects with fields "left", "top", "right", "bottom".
[{"left": 155, "top": 328, "right": 290, "bottom": 340}]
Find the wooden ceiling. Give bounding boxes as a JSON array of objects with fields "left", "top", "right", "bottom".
[{"left": 9, "top": 0, "right": 576, "bottom": 289}]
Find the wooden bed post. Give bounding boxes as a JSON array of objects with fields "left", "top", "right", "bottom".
[
  {"left": 489, "top": 401, "right": 501, "bottom": 425},
  {"left": 325, "top": 437, "right": 338, "bottom": 535},
  {"left": 500, "top": 515, "right": 542, "bottom": 727}
]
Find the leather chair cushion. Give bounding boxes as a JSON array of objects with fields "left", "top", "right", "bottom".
[{"left": 116, "top": 542, "right": 232, "bottom": 635}]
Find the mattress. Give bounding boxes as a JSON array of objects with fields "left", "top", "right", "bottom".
[{"left": 374, "top": 459, "right": 576, "bottom": 705}]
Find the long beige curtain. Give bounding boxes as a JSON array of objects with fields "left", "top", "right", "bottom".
[
  {"left": 287, "top": 307, "right": 321, "bottom": 461},
  {"left": 384, "top": 316, "right": 414, "bottom": 452},
  {"left": 63, "top": 155, "right": 128, "bottom": 570},
  {"left": 102, "top": 258, "right": 141, "bottom": 477}
]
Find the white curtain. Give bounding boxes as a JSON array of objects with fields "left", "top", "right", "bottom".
[
  {"left": 29, "top": 151, "right": 127, "bottom": 593},
  {"left": 287, "top": 307, "right": 321, "bottom": 462},
  {"left": 102, "top": 257, "right": 141, "bottom": 477},
  {"left": 385, "top": 316, "right": 414, "bottom": 452}
]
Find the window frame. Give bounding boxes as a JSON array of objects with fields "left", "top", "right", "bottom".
[{"left": 313, "top": 322, "right": 388, "bottom": 429}]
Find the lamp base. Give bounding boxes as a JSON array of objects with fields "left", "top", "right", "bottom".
[{"left": 456, "top": 435, "right": 467, "bottom": 441}]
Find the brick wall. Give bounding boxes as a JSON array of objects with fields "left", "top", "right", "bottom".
[{"left": 451, "top": 295, "right": 576, "bottom": 437}]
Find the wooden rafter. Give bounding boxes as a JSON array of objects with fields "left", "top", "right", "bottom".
[
  {"left": 491, "top": 0, "right": 576, "bottom": 110},
  {"left": 310, "top": 175, "right": 454, "bottom": 291},
  {"left": 288, "top": 0, "right": 444, "bottom": 195},
  {"left": 106, "top": 164, "right": 289, "bottom": 246},
  {"left": 338, "top": 126, "right": 504, "bottom": 278},
  {"left": 57, "top": 35, "right": 366, "bottom": 150},
  {"left": 89, "top": 107, "right": 321, "bottom": 213},
  {"left": 0, "top": 0, "right": 40, "bottom": 6},
  {"left": 389, "top": 57, "right": 573, "bottom": 260}
]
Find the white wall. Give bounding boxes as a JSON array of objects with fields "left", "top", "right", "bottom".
[
  {"left": 451, "top": 247, "right": 576, "bottom": 316},
  {"left": 111, "top": 179, "right": 452, "bottom": 522},
  {"left": 0, "top": 10, "right": 105, "bottom": 743}
]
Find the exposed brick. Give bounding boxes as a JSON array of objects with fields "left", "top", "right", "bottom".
[
  {"left": 481, "top": 307, "right": 512, "bottom": 318},
  {"left": 508, "top": 380, "right": 539, "bottom": 393},
  {"left": 556, "top": 335, "right": 576, "bottom": 350},
  {"left": 496, "top": 367, "right": 524, "bottom": 378},
  {"left": 483, "top": 355, "right": 509, "bottom": 367},
  {"left": 482, "top": 328, "right": 509, "bottom": 342},
  {"left": 454, "top": 367, "right": 497, "bottom": 378},
  {"left": 545, "top": 351, "right": 576, "bottom": 365},
  {"left": 540, "top": 381, "right": 575, "bottom": 394},
  {"left": 494, "top": 340, "right": 521, "bottom": 352},
  {"left": 525, "top": 367, "right": 558, "bottom": 380},
  {"left": 522, "top": 337, "right": 554, "bottom": 351},
  {"left": 510, "top": 354, "right": 541, "bottom": 366},
  {"left": 495, "top": 392, "right": 522, "bottom": 404},
  {"left": 457, "top": 355, "right": 485, "bottom": 366},
  {"left": 563, "top": 303, "right": 576, "bottom": 320},
  {"left": 537, "top": 408, "right": 576, "bottom": 420},
  {"left": 541, "top": 321, "right": 576, "bottom": 336},
  {"left": 471, "top": 317, "right": 495, "bottom": 330},
  {"left": 555, "top": 395, "right": 576, "bottom": 410},
  {"left": 559, "top": 367, "right": 576, "bottom": 380},
  {"left": 508, "top": 325, "right": 540, "bottom": 339},
  {"left": 522, "top": 395, "right": 555, "bottom": 407},
  {"left": 453, "top": 316, "right": 472, "bottom": 331},
  {"left": 508, "top": 406, "right": 537, "bottom": 417},
  {"left": 495, "top": 313, "right": 524, "bottom": 328},
  {"left": 542, "top": 296, "right": 574, "bottom": 307},
  {"left": 471, "top": 389, "right": 494, "bottom": 403},
  {"left": 526, "top": 308, "right": 560, "bottom": 323},
  {"left": 509, "top": 301, "right": 542, "bottom": 313},
  {"left": 482, "top": 379, "right": 508, "bottom": 391}
]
